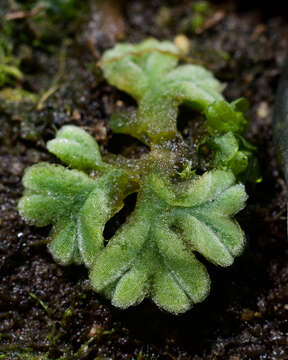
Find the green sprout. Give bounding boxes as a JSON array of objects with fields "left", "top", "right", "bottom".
[
  {"left": 0, "top": 31, "right": 22, "bottom": 87},
  {"left": 18, "top": 39, "right": 258, "bottom": 314},
  {"left": 100, "top": 39, "right": 247, "bottom": 145}
]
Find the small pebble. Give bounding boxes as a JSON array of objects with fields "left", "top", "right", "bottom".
[
  {"left": 257, "top": 101, "right": 269, "bottom": 118},
  {"left": 174, "top": 34, "right": 190, "bottom": 54}
]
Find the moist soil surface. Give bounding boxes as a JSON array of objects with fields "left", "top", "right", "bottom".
[{"left": 0, "top": 1, "right": 287, "bottom": 359}]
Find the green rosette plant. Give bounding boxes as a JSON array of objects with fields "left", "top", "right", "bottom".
[{"left": 18, "top": 39, "right": 259, "bottom": 314}]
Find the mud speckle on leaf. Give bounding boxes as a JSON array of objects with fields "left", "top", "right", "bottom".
[{"left": 0, "top": 0, "right": 287, "bottom": 359}]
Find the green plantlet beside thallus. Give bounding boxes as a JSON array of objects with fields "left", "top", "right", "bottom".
[{"left": 18, "top": 39, "right": 259, "bottom": 314}]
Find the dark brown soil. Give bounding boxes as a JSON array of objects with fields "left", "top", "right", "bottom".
[{"left": 0, "top": 1, "right": 287, "bottom": 359}]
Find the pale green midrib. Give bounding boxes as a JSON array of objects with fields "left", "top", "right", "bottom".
[
  {"left": 50, "top": 137, "right": 105, "bottom": 169},
  {"left": 182, "top": 210, "right": 235, "bottom": 258},
  {"left": 107, "top": 238, "right": 153, "bottom": 299},
  {"left": 24, "top": 179, "right": 95, "bottom": 195},
  {"left": 171, "top": 201, "right": 224, "bottom": 212},
  {"left": 100, "top": 191, "right": 166, "bottom": 291},
  {"left": 26, "top": 184, "right": 96, "bottom": 208},
  {"left": 127, "top": 59, "right": 149, "bottom": 100},
  {"left": 27, "top": 166, "right": 129, "bottom": 199},
  {"left": 158, "top": 192, "right": 229, "bottom": 211},
  {"left": 24, "top": 169, "right": 129, "bottom": 228},
  {"left": 147, "top": 194, "right": 198, "bottom": 305},
  {"left": 159, "top": 78, "right": 223, "bottom": 103},
  {"left": 152, "top": 224, "right": 195, "bottom": 305},
  {"left": 102, "top": 224, "right": 152, "bottom": 291}
]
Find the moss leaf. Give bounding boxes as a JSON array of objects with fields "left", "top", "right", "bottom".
[
  {"left": 100, "top": 38, "right": 248, "bottom": 144},
  {"left": 19, "top": 163, "right": 130, "bottom": 266},
  {"left": 47, "top": 125, "right": 104, "bottom": 170},
  {"left": 90, "top": 169, "right": 247, "bottom": 314}
]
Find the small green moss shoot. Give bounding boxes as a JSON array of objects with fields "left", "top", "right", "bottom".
[
  {"left": 0, "top": 22, "right": 23, "bottom": 87},
  {"left": 18, "top": 39, "right": 259, "bottom": 314}
]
